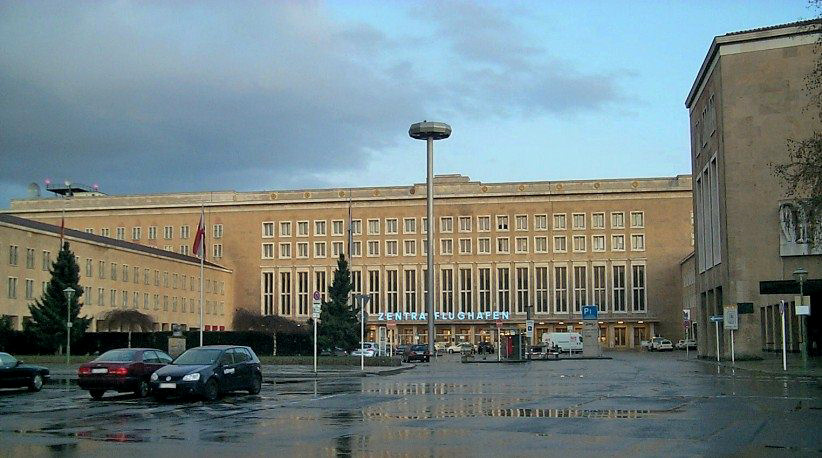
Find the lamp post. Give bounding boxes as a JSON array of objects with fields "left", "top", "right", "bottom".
[
  {"left": 63, "top": 287, "right": 75, "bottom": 367},
  {"left": 409, "top": 121, "right": 451, "bottom": 356},
  {"left": 793, "top": 268, "right": 808, "bottom": 366},
  {"left": 356, "top": 294, "right": 370, "bottom": 371}
]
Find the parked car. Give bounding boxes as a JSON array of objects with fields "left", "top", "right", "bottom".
[
  {"left": 434, "top": 341, "right": 448, "bottom": 353},
  {"left": 403, "top": 344, "right": 430, "bottom": 363},
  {"left": 654, "top": 339, "right": 674, "bottom": 351},
  {"left": 527, "top": 344, "right": 551, "bottom": 360},
  {"left": 445, "top": 342, "right": 473, "bottom": 354},
  {"left": 351, "top": 347, "right": 376, "bottom": 357},
  {"left": 477, "top": 341, "right": 495, "bottom": 354},
  {"left": 78, "top": 348, "right": 173, "bottom": 399},
  {"left": 0, "top": 352, "right": 49, "bottom": 392},
  {"left": 640, "top": 340, "right": 651, "bottom": 351},
  {"left": 395, "top": 344, "right": 409, "bottom": 356},
  {"left": 150, "top": 345, "right": 262, "bottom": 401},
  {"left": 542, "top": 332, "right": 583, "bottom": 352},
  {"left": 320, "top": 347, "right": 348, "bottom": 356},
  {"left": 675, "top": 339, "right": 697, "bottom": 350}
]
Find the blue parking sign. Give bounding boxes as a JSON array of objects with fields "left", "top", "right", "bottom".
[{"left": 582, "top": 305, "right": 598, "bottom": 320}]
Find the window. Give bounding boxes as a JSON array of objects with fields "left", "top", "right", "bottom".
[
  {"left": 85, "top": 228, "right": 94, "bottom": 234},
  {"left": 314, "top": 242, "right": 327, "bottom": 258},
  {"left": 515, "top": 237, "right": 528, "bottom": 253},
  {"left": 535, "top": 236, "right": 548, "bottom": 253},
  {"left": 554, "top": 266, "right": 568, "bottom": 313},
  {"left": 553, "top": 236, "right": 567, "bottom": 253},
  {"left": 403, "top": 218, "right": 416, "bottom": 234},
  {"left": 592, "top": 235, "right": 606, "bottom": 252},
  {"left": 42, "top": 251, "right": 51, "bottom": 271},
  {"left": 154, "top": 270, "right": 160, "bottom": 286},
  {"left": 573, "top": 235, "right": 586, "bottom": 252},
  {"left": 98, "top": 288, "right": 105, "bottom": 307},
  {"left": 364, "top": 240, "right": 378, "bottom": 256},
  {"left": 26, "top": 248, "right": 34, "bottom": 269},
  {"left": 611, "top": 212, "right": 625, "bottom": 229},
  {"left": 181, "top": 225, "right": 190, "bottom": 239},
  {"left": 132, "top": 227, "right": 141, "bottom": 240},
  {"left": 297, "top": 271, "right": 309, "bottom": 315},
  {"left": 477, "top": 216, "right": 491, "bottom": 232},
  {"left": 496, "top": 237, "right": 509, "bottom": 254},
  {"left": 440, "top": 217, "right": 453, "bottom": 233},
  {"left": 263, "top": 222, "right": 275, "bottom": 238},
  {"left": 144, "top": 268, "right": 149, "bottom": 285},
  {"left": 459, "top": 216, "right": 471, "bottom": 232},
  {"left": 111, "top": 290, "right": 118, "bottom": 307},
  {"left": 441, "top": 268, "right": 453, "bottom": 314},
  {"left": 386, "top": 270, "right": 398, "bottom": 313},
  {"left": 630, "top": 211, "right": 644, "bottom": 228},
  {"left": 351, "top": 219, "right": 362, "bottom": 235},
  {"left": 612, "top": 235, "right": 625, "bottom": 251},
  {"left": 332, "top": 241, "right": 344, "bottom": 257},
  {"left": 263, "top": 243, "right": 274, "bottom": 259},
  {"left": 572, "top": 214, "right": 585, "bottom": 230},
  {"left": 123, "top": 290, "right": 129, "bottom": 308},
  {"left": 385, "top": 219, "right": 398, "bottom": 234},
  {"left": 478, "top": 268, "right": 491, "bottom": 313},
  {"left": 535, "top": 214, "right": 548, "bottom": 230},
  {"left": 593, "top": 265, "right": 606, "bottom": 312},
  {"left": 367, "top": 219, "right": 380, "bottom": 235},
  {"left": 404, "top": 269, "right": 417, "bottom": 313},
  {"left": 573, "top": 266, "right": 587, "bottom": 313},
  {"left": 535, "top": 267, "right": 549, "bottom": 313},
  {"left": 111, "top": 263, "right": 118, "bottom": 281},
  {"left": 213, "top": 224, "right": 223, "bottom": 239},
  {"left": 180, "top": 245, "right": 189, "bottom": 256},
  {"left": 314, "top": 220, "right": 326, "bottom": 236},
  {"left": 123, "top": 265, "right": 129, "bottom": 283},
  {"left": 297, "top": 221, "right": 309, "bottom": 237},
  {"left": 516, "top": 267, "right": 529, "bottom": 313},
  {"left": 116, "top": 227, "right": 125, "bottom": 240},
  {"left": 613, "top": 265, "right": 626, "bottom": 312},
  {"left": 163, "top": 226, "right": 173, "bottom": 240},
  {"left": 163, "top": 245, "right": 173, "bottom": 252},
  {"left": 514, "top": 215, "right": 528, "bottom": 231},
  {"left": 85, "top": 258, "right": 92, "bottom": 277},
  {"left": 368, "top": 270, "right": 380, "bottom": 315},
  {"left": 385, "top": 240, "right": 398, "bottom": 256},
  {"left": 7, "top": 277, "right": 17, "bottom": 299},
  {"left": 163, "top": 271, "right": 168, "bottom": 287},
  {"left": 553, "top": 214, "right": 566, "bottom": 230},
  {"left": 315, "top": 271, "right": 326, "bottom": 302},
  {"left": 133, "top": 266, "right": 139, "bottom": 284},
  {"left": 478, "top": 238, "right": 491, "bottom": 254},
  {"left": 459, "top": 238, "right": 472, "bottom": 254},
  {"left": 459, "top": 268, "right": 472, "bottom": 313},
  {"left": 100, "top": 228, "right": 110, "bottom": 238},
  {"left": 497, "top": 267, "right": 510, "bottom": 312},
  {"left": 213, "top": 244, "right": 223, "bottom": 258},
  {"left": 632, "top": 265, "right": 646, "bottom": 312},
  {"left": 279, "top": 243, "right": 292, "bottom": 259},
  {"left": 351, "top": 241, "right": 361, "bottom": 257},
  {"left": 404, "top": 240, "right": 416, "bottom": 256},
  {"left": 440, "top": 239, "right": 453, "bottom": 255},
  {"left": 631, "top": 234, "right": 645, "bottom": 251},
  {"left": 148, "top": 226, "right": 157, "bottom": 240},
  {"left": 496, "top": 215, "right": 509, "bottom": 231},
  {"left": 280, "top": 222, "right": 291, "bottom": 237},
  {"left": 592, "top": 213, "right": 605, "bottom": 229},
  {"left": 280, "top": 272, "right": 291, "bottom": 315},
  {"left": 351, "top": 270, "right": 362, "bottom": 297},
  {"left": 296, "top": 242, "right": 308, "bottom": 258},
  {"left": 332, "top": 220, "right": 344, "bottom": 236}
]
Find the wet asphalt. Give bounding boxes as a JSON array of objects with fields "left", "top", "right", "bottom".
[{"left": 1, "top": 351, "right": 821, "bottom": 457}]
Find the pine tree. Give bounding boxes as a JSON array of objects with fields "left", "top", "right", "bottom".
[
  {"left": 26, "top": 241, "right": 91, "bottom": 353},
  {"left": 317, "top": 254, "right": 360, "bottom": 352}
]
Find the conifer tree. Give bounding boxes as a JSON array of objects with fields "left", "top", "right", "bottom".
[{"left": 317, "top": 254, "right": 360, "bottom": 352}]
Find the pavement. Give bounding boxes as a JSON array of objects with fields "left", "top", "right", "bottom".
[{"left": 679, "top": 350, "right": 822, "bottom": 379}]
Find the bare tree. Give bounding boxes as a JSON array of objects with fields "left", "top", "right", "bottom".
[
  {"left": 232, "top": 308, "right": 308, "bottom": 334},
  {"left": 103, "top": 309, "right": 155, "bottom": 348}
]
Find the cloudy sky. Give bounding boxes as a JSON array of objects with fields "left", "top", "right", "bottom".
[{"left": 0, "top": 1, "right": 814, "bottom": 207}]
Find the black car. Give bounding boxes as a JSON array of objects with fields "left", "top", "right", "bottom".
[
  {"left": 0, "top": 352, "right": 50, "bottom": 392},
  {"left": 78, "top": 348, "right": 173, "bottom": 399},
  {"left": 477, "top": 341, "right": 495, "bottom": 354},
  {"left": 149, "top": 345, "right": 262, "bottom": 401},
  {"left": 402, "top": 344, "right": 430, "bottom": 363}
]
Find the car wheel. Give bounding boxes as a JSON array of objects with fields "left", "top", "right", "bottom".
[
  {"left": 248, "top": 374, "right": 262, "bottom": 395},
  {"left": 203, "top": 378, "right": 220, "bottom": 402},
  {"left": 29, "top": 374, "right": 44, "bottom": 392},
  {"left": 135, "top": 381, "right": 150, "bottom": 398},
  {"left": 90, "top": 389, "right": 105, "bottom": 400}
]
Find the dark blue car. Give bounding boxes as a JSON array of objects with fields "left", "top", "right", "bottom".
[{"left": 149, "top": 345, "right": 262, "bottom": 401}]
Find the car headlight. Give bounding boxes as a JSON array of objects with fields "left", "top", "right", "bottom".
[
  {"left": 182, "top": 373, "right": 200, "bottom": 382},
  {"left": 150, "top": 373, "right": 158, "bottom": 381}
]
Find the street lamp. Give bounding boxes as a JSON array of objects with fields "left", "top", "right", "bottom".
[
  {"left": 355, "top": 294, "right": 370, "bottom": 371},
  {"left": 793, "top": 267, "right": 808, "bottom": 365},
  {"left": 63, "top": 287, "right": 75, "bottom": 367},
  {"left": 409, "top": 121, "right": 451, "bottom": 356}
]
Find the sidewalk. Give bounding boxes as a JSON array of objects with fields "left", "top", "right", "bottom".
[{"left": 682, "top": 351, "right": 822, "bottom": 378}]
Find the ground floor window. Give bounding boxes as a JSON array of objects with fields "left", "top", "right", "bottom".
[{"left": 614, "top": 327, "right": 627, "bottom": 346}]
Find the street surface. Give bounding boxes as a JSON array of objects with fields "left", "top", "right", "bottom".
[{"left": 1, "top": 351, "right": 820, "bottom": 456}]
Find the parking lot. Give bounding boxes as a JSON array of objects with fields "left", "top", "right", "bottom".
[{"left": 2, "top": 351, "right": 821, "bottom": 456}]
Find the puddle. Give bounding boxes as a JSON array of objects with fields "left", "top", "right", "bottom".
[{"left": 360, "top": 406, "right": 657, "bottom": 420}]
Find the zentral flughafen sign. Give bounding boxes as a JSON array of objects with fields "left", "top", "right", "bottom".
[{"left": 376, "top": 311, "right": 511, "bottom": 321}]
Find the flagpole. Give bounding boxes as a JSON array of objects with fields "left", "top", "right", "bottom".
[{"left": 199, "top": 203, "right": 205, "bottom": 347}]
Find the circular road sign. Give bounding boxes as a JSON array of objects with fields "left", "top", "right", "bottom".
[{"left": 313, "top": 291, "right": 321, "bottom": 301}]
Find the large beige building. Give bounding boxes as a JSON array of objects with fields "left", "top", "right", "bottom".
[
  {"left": 7, "top": 174, "right": 693, "bottom": 348},
  {"left": 686, "top": 20, "right": 822, "bottom": 359},
  {"left": 0, "top": 214, "right": 233, "bottom": 332}
]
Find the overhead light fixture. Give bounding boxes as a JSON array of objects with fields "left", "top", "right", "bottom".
[{"left": 617, "top": 321, "right": 624, "bottom": 324}]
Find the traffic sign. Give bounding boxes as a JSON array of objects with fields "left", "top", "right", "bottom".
[
  {"left": 683, "top": 319, "right": 691, "bottom": 329},
  {"left": 312, "top": 300, "right": 322, "bottom": 319},
  {"left": 313, "top": 290, "right": 321, "bottom": 301},
  {"left": 723, "top": 305, "right": 738, "bottom": 330},
  {"left": 525, "top": 320, "right": 534, "bottom": 338},
  {"left": 709, "top": 315, "right": 723, "bottom": 323},
  {"left": 582, "top": 305, "right": 597, "bottom": 320},
  {"left": 683, "top": 309, "right": 691, "bottom": 320}
]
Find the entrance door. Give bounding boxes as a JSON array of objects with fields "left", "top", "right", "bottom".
[
  {"left": 614, "top": 327, "right": 627, "bottom": 347},
  {"left": 633, "top": 327, "right": 646, "bottom": 348}
]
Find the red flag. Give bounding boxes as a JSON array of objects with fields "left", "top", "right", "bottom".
[{"left": 193, "top": 211, "right": 205, "bottom": 258}]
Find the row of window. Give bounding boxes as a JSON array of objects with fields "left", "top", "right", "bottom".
[
  {"left": 261, "top": 212, "right": 645, "bottom": 238},
  {"left": 6, "top": 247, "right": 52, "bottom": 270},
  {"left": 262, "top": 262, "right": 647, "bottom": 317},
  {"left": 262, "top": 234, "right": 646, "bottom": 259},
  {"left": 156, "top": 244, "right": 222, "bottom": 259},
  {"left": 83, "top": 224, "right": 223, "bottom": 241}
]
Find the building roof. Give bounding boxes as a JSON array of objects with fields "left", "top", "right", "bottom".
[
  {"left": 685, "top": 19, "right": 821, "bottom": 108},
  {"left": 0, "top": 213, "right": 228, "bottom": 271}
]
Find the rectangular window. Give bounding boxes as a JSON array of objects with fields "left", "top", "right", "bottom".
[
  {"left": 315, "top": 271, "right": 326, "bottom": 302},
  {"left": 515, "top": 215, "right": 528, "bottom": 231},
  {"left": 554, "top": 266, "right": 568, "bottom": 313},
  {"left": 613, "top": 265, "right": 626, "bottom": 312},
  {"left": 332, "top": 241, "right": 344, "bottom": 257},
  {"left": 592, "top": 235, "right": 606, "bottom": 252},
  {"left": 553, "top": 236, "right": 567, "bottom": 253},
  {"left": 385, "top": 218, "right": 398, "bottom": 234},
  {"left": 478, "top": 268, "right": 491, "bottom": 313},
  {"left": 516, "top": 267, "right": 529, "bottom": 314},
  {"left": 314, "top": 242, "right": 327, "bottom": 258},
  {"left": 497, "top": 267, "right": 510, "bottom": 313},
  {"left": 573, "top": 266, "right": 587, "bottom": 313},
  {"left": 368, "top": 270, "right": 380, "bottom": 315},
  {"left": 111, "top": 290, "right": 118, "bottom": 307},
  {"left": 279, "top": 243, "right": 292, "bottom": 259},
  {"left": 123, "top": 290, "right": 129, "bottom": 308},
  {"left": 573, "top": 235, "right": 586, "bottom": 252},
  {"left": 85, "top": 228, "right": 94, "bottom": 234},
  {"left": 572, "top": 213, "right": 586, "bottom": 230},
  {"left": 351, "top": 270, "right": 362, "bottom": 297},
  {"left": 535, "top": 267, "right": 549, "bottom": 313},
  {"left": 553, "top": 214, "right": 566, "bottom": 230},
  {"left": 116, "top": 227, "right": 125, "bottom": 240},
  {"left": 440, "top": 217, "right": 453, "bottom": 233},
  {"left": 297, "top": 271, "right": 309, "bottom": 315},
  {"left": 263, "top": 222, "right": 275, "bottom": 238},
  {"left": 459, "top": 238, "right": 471, "bottom": 254},
  {"left": 403, "top": 240, "right": 416, "bottom": 256},
  {"left": 386, "top": 270, "right": 398, "bottom": 313},
  {"left": 123, "top": 265, "right": 129, "bottom": 283},
  {"left": 163, "top": 226, "right": 173, "bottom": 240},
  {"left": 459, "top": 268, "right": 472, "bottom": 313},
  {"left": 592, "top": 213, "right": 605, "bottom": 229},
  {"left": 133, "top": 266, "right": 139, "bottom": 284},
  {"left": 478, "top": 238, "right": 491, "bottom": 254},
  {"left": 440, "top": 239, "right": 453, "bottom": 255},
  {"left": 611, "top": 212, "right": 625, "bottom": 229},
  {"left": 85, "top": 258, "right": 93, "bottom": 277},
  {"left": 515, "top": 237, "right": 528, "bottom": 253},
  {"left": 496, "top": 215, "right": 509, "bottom": 231},
  {"left": 98, "top": 288, "right": 105, "bottom": 307},
  {"left": 280, "top": 222, "right": 292, "bottom": 237},
  {"left": 42, "top": 251, "right": 51, "bottom": 271},
  {"left": 496, "top": 237, "right": 510, "bottom": 254},
  {"left": 632, "top": 265, "right": 646, "bottom": 312},
  {"left": 148, "top": 226, "right": 156, "bottom": 240},
  {"left": 263, "top": 243, "right": 275, "bottom": 259},
  {"left": 477, "top": 216, "right": 491, "bottom": 232},
  {"left": 163, "top": 272, "right": 168, "bottom": 287},
  {"left": 612, "top": 235, "right": 625, "bottom": 251},
  {"left": 213, "top": 224, "right": 223, "bottom": 239},
  {"left": 459, "top": 216, "right": 471, "bottom": 232},
  {"left": 351, "top": 241, "right": 362, "bottom": 257},
  {"left": 101, "top": 228, "right": 110, "bottom": 237},
  {"left": 351, "top": 219, "right": 362, "bottom": 235},
  {"left": 403, "top": 218, "right": 416, "bottom": 234},
  {"left": 441, "top": 268, "right": 453, "bottom": 314},
  {"left": 280, "top": 272, "right": 291, "bottom": 315},
  {"left": 534, "top": 236, "right": 548, "bottom": 253},
  {"left": 213, "top": 244, "right": 223, "bottom": 258},
  {"left": 332, "top": 220, "right": 344, "bottom": 236},
  {"left": 26, "top": 248, "right": 35, "bottom": 269},
  {"left": 7, "top": 277, "right": 17, "bottom": 299},
  {"left": 296, "top": 242, "right": 308, "bottom": 258},
  {"left": 180, "top": 225, "right": 190, "bottom": 239},
  {"left": 630, "top": 211, "right": 644, "bottom": 228},
  {"left": 593, "top": 265, "right": 606, "bottom": 312},
  {"left": 144, "top": 268, "right": 149, "bottom": 285},
  {"left": 132, "top": 227, "right": 141, "bottom": 241},
  {"left": 297, "top": 221, "right": 309, "bottom": 237},
  {"left": 534, "top": 214, "right": 548, "bottom": 230},
  {"left": 631, "top": 234, "right": 645, "bottom": 251},
  {"left": 404, "top": 269, "right": 417, "bottom": 313},
  {"left": 111, "top": 263, "right": 118, "bottom": 281},
  {"left": 386, "top": 240, "right": 398, "bottom": 256},
  {"left": 367, "top": 219, "right": 380, "bottom": 235},
  {"left": 367, "top": 240, "right": 379, "bottom": 256},
  {"left": 98, "top": 260, "right": 105, "bottom": 279},
  {"left": 314, "top": 220, "right": 326, "bottom": 236}
]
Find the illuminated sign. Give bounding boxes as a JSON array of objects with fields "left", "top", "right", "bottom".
[{"left": 376, "top": 311, "right": 511, "bottom": 321}]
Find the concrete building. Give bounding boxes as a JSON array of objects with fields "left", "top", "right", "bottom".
[
  {"left": 6, "top": 174, "right": 693, "bottom": 348},
  {"left": 685, "top": 20, "right": 822, "bottom": 359},
  {"left": 0, "top": 214, "right": 233, "bottom": 332}
]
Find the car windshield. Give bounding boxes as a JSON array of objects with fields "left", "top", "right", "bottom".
[
  {"left": 173, "top": 349, "right": 223, "bottom": 365},
  {"left": 0, "top": 353, "right": 16, "bottom": 365},
  {"left": 94, "top": 349, "right": 138, "bottom": 362},
  {"left": 411, "top": 345, "right": 426, "bottom": 351}
]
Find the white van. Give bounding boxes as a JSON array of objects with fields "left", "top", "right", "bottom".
[{"left": 541, "top": 332, "right": 583, "bottom": 352}]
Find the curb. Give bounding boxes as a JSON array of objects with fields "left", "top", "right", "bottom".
[{"left": 683, "top": 357, "right": 822, "bottom": 380}]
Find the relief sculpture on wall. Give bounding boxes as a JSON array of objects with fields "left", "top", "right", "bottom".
[{"left": 779, "top": 202, "right": 822, "bottom": 256}]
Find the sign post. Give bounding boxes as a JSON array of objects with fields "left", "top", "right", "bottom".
[
  {"left": 312, "top": 291, "right": 321, "bottom": 373},
  {"left": 684, "top": 319, "right": 691, "bottom": 358},
  {"left": 723, "top": 305, "right": 738, "bottom": 364},
  {"left": 780, "top": 300, "right": 787, "bottom": 371},
  {"left": 709, "top": 315, "right": 723, "bottom": 362},
  {"left": 581, "top": 305, "right": 601, "bottom": 357}
]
